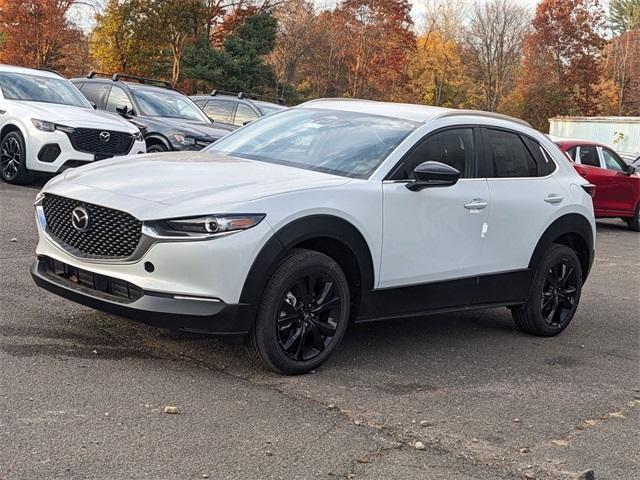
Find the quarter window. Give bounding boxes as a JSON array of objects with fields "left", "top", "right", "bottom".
[
  {"left": 234, "top": 103, "right": 259, "bottom": 126},
  {"left": 203, "top": 100, "right": 235, "bottom": 124},
  {"left": 521, "top": 136, "right": 556, "bottom": 177},
  {"left": 485, "top": 129, "right": 537, "bottom": 178},
  {"left": 393, "top": 128, "right": 476, "bottom": 180},
  {"left": 578, "top": 146, "right": 600, "bottom": 167},
  {"left": 601, "top": 148, "right": 626, "bottom": 172},
  {"left": 106, "top": 86, "right": 133, "bottom": 113}
]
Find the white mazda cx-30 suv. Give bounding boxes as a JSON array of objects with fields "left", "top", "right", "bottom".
[
  {"left": 32, "top": 99, "right": 596, "bottom": 374},
  {"left": 0, "top": 64, "right": 146, "bottom": 184}
]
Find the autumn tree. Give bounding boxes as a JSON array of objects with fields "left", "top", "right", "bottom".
[
  {"left": 462, "top": 0, "right": 530, "bottom": 112},
  {"left": 515, "top": 0, "right": 606, "bottom": 130},
  {"left": 0, "top": 0, "right": 91, "bottom": 75},
  {"left": 610, "top": 0, "right": 640, "bottom": 32}
]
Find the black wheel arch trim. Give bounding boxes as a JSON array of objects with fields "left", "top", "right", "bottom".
[
  {"left": 144, "top": 133, "right": 171, "bottom": 150},
  {"left": 528, "top": 213, "right": 594, "bottom": 282},
  {"left": 239, "top": 214, "right": 376, "bottom": 321}
]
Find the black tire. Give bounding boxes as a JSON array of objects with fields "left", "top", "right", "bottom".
[
  {"left": 511, "top": 244, "right": 583, "bottom": 337},
  {"left": 0, "top": 131, "right": 32, "bottom": 184},
  {"left": 248, "top": 249, "right": 350, "bottom": 375},
  {"left": 626, "top": 204, "right": 640, "bottom": 232},
  {"left": 146, "top": 143, "right": 168, "bottom": 153}
]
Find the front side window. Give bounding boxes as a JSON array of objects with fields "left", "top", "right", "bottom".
[
  {"left": 0, "top": 72, "right": 91, "bottom": 108},
  {"left": 234, "top": 103, "right": 259, "bottom": 126},
  {"left": 79, "top": 82, "right": 111, "bottom": 109},
  {"left": 203, "top": 100, "right": 235, "bottom": 124},
  {"left": 392, "top": 128, "right": 475, "bottom": 180},
  {"left": 579, "top": 146, "right": 600, "bottom": 167},
  {"left": 485, "top": 129, "right": 537, "bottom": 178},
  {"left": 601, "top": 148, "right": 626, "bottom": 172},
  {"left": 106, "top": 86, "right": 133, "bottom": 113},
  {"left": 132, "top": 88, "right": 210, "bottom": 122},
  {"left": 207, "top": 108, "right": 418, "bottom": 178}
]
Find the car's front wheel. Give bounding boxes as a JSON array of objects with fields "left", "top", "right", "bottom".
[
  {"left": 0, "top": 131, "right": 31, "bottom": 184},
  {"left": 626, "top": 204, "right": 640, "bottom": 232},
  {"left": 248, "top": 249, "right": 350, "bottom": 375},
  {"left": 511, "top": 244, "right": 583, "bottom": 336}
]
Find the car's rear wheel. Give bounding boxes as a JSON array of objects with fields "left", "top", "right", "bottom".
[
  {"left": 0, "top": 131, "right": 31, "bottom": 184},
  {"left": 626, "top": 204, "right": 640, "bottom": 232},
  {"left": 511, "top": 244, "right": 582, "bottom": 336},
  {"left": 248, "top": 249, "right": 350, "bottom": 375}
]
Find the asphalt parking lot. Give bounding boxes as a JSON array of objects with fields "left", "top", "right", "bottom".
[{"left": 1, "top": 180, "right": 638, "bottom": 480}]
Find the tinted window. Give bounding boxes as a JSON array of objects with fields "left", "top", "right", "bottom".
[
  {"left": 203, "top": 100, "right": 235, "bottom": 123},
  {"left": 522, "top": 136, "right": 556, "bottom": 176},
  {"left": 602, "top": 148, "right": 626, "bottom": 172},
  {"left": 106, "top": 86, "right": 133, "bottom": 112},
  {"left": 0, "top": 72, "right": 90, "bottom": 108},
  {"left": 132, "top": 88, "right": 209, "bottom": 122},
  {"left": 79, "top": 82, "right": 110, "bottom": 109},
  {"left": 485, "top": 129, "right": 537, "bottom": 177},
  {"left": 234, "top": 103, "right": 259, "bottom": 126},
  {"left": 579, "top": 146, "right": 600, "bottom": 167},
  {"left": 208, "top": 108, "right": 418, "bottom": 178},
  {"left": 394, "top": 128, "right": 475, "bottom": 179},
  {"left": 566, "top": 147, "right": 577, "bottom": 161}
]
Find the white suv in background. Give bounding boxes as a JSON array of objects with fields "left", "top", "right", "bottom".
[
  {"left": 31, "top": 100, "right": 596, "bottom": 374},
  {"left": 0, "top": 64, "right": 145, "bottom": 184}
]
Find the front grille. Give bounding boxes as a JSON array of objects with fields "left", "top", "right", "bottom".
[
  {"left": 65, "top": 128, "right": 134, "bottom": 155},
  {"left": 43, "top": 194, "right": 142, "bottom": 258},
  {"left": 42, "top": 256, "right": 143, "bottom": 302}
]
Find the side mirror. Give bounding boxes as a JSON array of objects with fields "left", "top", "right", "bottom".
[
  {"left": 116, "top": 105, "right": 132, "bottom": 117},
  {"left": 243, "top": 120, "right": 253, "bottom": 126},
  {"left": 627, "top": 164, "right": 637, "bottom": 175},
  {"left": 407, "top": 161, "right": 460, "bottom": 191},
  {"left": 89, "top": 101, "right": 97, "bottom": 109}
]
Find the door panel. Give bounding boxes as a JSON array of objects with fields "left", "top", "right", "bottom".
[
  {"left": 380, "top": 179, "right": 490, "bottom": 288},
  {"left": 598, "top": 147, "right": 636, "bottom": 215}
]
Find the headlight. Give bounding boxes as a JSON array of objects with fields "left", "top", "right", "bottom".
[
  {"left": 173, "top": 133, "right": 196, "bottom": 146},
  {"left": 132, "top": 130, "right": 143, "bottom": 141},
  {"left": 31, "top": 119, "right": 56, "bottom": 132},
  {"left": 145, "top": 214, "right": 266, "bottom": 239}
]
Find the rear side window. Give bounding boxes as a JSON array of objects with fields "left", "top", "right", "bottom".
[
  {"left": 522, "top": 136, "right": 556, "bottom": 176},
  {"left": 79, "top": 82, "right": 110, "bottom": 109},
  {"left": 579, "top": 146, "right": 600, "bottom": 167},
  {"left": 565, "top": 147, "right": 577, "bottom": 161},
  {"left": 484, "top": 129, "right": 537, "bottom": 178},
  {"left": 203, "top": 100, "right": 235, "bottom": 124}
]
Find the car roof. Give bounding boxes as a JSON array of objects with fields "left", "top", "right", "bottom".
[
  {"left": 0, "top": 63, "right": 62, "bottom": 79},
  {"left": 298, "top": 99, "right": 531, "bottom": 128},
  {"left": 554, "top": 139, "right": 609, "bottom": 149}
]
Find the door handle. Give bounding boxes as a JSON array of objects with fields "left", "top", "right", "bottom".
[
  {"left": 464, "top": 199, "right": 488, "bottom": 210},
  {"left": 544, "top": 194, "right": 563, "bottom": 204}
]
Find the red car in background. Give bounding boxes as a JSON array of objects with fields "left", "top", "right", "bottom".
[{"left": 555, "top": 140, "right": 640, "bottom": 231}]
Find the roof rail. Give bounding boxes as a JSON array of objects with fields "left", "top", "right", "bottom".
[
  {"left": 432, "top": 110, "right": 532, "bottom": 128},
  {"left": 86, "top": 71, "right": 112, "bottom": 79},
  {"left": 210, "top": 89, "right": 285, "bottom": 105},
  {"left": 112, "top": 73, "right": 173, "bottom": 89}
]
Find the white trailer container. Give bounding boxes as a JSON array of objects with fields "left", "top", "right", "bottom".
[{"left": 548, "top": 116, "right": 640, "bottom": 157}]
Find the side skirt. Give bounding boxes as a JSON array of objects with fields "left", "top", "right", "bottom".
[{"left": 356, "top": 269, "right": 532, "bottom": 323}]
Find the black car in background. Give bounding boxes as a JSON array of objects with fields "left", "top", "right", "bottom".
[
  {"left": 72, "top": 73, "right": 233, "bottom": 152},
  {"left": 190, "top": 90, "right": 286, "bottom": 129}
]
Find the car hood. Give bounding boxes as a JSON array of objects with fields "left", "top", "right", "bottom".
[
  {"left": 19, "top": 102, "right": 137, "bottom": 132},
  {"left": 45, "top": 151, "right": 351, "bottom": 219},
  {"left": 138, "top": 116, "right": 232, "bottom": 139}
]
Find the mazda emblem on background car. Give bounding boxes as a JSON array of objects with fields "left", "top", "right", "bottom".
[
  {"left": 99, "top": 131, "right": 111, "bottom": 142},
  {"left": 71, "top": 206, "right": 90, "bottom": 232}
]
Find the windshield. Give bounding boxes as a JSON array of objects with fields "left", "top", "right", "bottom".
[
  {"left": 0, "top": 72, "right": 91, "bottom": 108},
  {"left": 206, "top": 108, "right": 418, "bottom": 178},
  {"left": 132, "top": 88, "right": 210, "bottom": 122}
]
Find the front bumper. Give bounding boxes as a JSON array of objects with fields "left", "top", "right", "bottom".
[{"left": 31, "top": 257, "right": 253, "bottom": 336}]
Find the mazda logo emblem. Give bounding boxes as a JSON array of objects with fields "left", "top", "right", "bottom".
[
  {"left": 99, "top": 131, "right": 111, "bottom": 142},
  {"left": 71, "top": 206, "right": 90, "bottom": 232}
]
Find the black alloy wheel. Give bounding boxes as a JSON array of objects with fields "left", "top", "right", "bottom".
[
  {"left": 248, "top": 249, "right": 350, "bottom": 375},
  {"left": 276, "top": 272, "right": 342, "bottom": 361},
  {"left": 1, "top": 134, "right": 21, "bottom": 181},
  {"left": 511, "top": 244, "right": 583, "bottom": 336},
  {"left": 540, "top": 259, "right": 578, "bottom": 328}
]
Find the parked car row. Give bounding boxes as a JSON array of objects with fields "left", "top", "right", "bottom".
[{"left": 0, "top": 64, "right": 285, "bottom": 184}]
